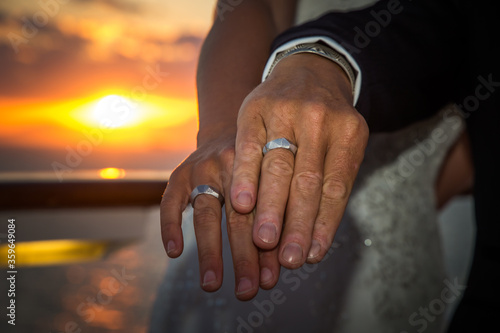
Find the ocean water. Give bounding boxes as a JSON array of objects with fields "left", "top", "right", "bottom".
[{"left": 0, "top": 169, "right": 475, "bottom": 333}]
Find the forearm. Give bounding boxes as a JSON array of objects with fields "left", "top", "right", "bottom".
[{"left": 196, "top": 0, "right": 296, "bottom": 144}]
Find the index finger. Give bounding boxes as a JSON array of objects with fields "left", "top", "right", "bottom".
[
  {"left": 160, "top": 168, "right": 191, "bottom": 258},
  {"left": 230, "top": 102, "right": 267, "bottom": 214}
]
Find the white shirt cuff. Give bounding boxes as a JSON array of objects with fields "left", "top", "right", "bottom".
[{"left": 262, "top": 36, "right": 362, "bottom": 106}]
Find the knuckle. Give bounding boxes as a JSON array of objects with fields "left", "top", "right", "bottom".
[
  {"left": 168, "top": 165, "right": 182, "bottom": 179},
  {"left": 161, "top": 222, "right": 177, "bottom": 238},
  {"left": 245, "top": 91, "right": 287, "bottom": 112},
  {"left": 339, "top": 112, "right": 369, "bottom": 143},
  {"left": 287, "top": 220, "right": 311, "bottom": 239},
  {"left": 264, "top": 155, "right": 294, "bottom": 178},
  {"left": 312, "top": 220, "right": 337, "bottom": 244},
  {"left": 167, "top": 164, "right": 189, "bottom": 185},
  {"left": 160, "top": 186, "right": 170, "bottom": 203},
  {"left": 239, "top": 93, "right": 269, "bottom": 121},
  {"left": 241, "top": 91, "right": 267, "bottom": 109},
  {"left": 160, "top": 195, "right": 171, "bottom": 211},
  {"left": 293, "top": 171, "right": 323, "bottom": 195},
  {"left": 313, "top": 214, "right": 333, "bottom": 230},
  {"left": 242, "top": 93, "right": 296, "bottom": 128},
  {"left": 237, "top": 140, "right": 262, "bottom": 158},
  {"left": 304, "top": 101, "right": 329, "bottom": 122},
  {"left": 232, "top": 258, "right": 255, "bottom": 273},
  {"left": 160, "top": 187, "right": 183, "bottom": 212},
  {"left": 193, "top": 205, "right": 219, "bottom": 228},
  {"left": 194, "top": 158, "right": 218, "bottom": 173},
  {"left": 322, "top": 177, "right": 350, "bottom": 203},
  {"left": 218, "top": 145, "right": 235, "bottom": 162},
  {"left": 227, "top": 211, "right": 251, "bottom": 233}
]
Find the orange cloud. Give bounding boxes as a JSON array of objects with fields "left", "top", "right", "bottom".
[
  {"left": 0, "top": 0, "right": 212, "bottom": 173},
  {"left": 0, "top": 94, "right": 198, "bottom": 151}
]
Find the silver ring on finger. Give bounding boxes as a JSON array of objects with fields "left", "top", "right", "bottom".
[
  {"left": 263, "top": 138, "right": 298, "bottom": 156},
  {"left": 190, "top": 185, "right": 225, "bottom": 207}
]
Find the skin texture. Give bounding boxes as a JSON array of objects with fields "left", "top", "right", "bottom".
[
  {"left": 161, "top": 0, "right": 300, "bottom": 301},
  {"left": 160, "top": 1, "right": 474, "bottom": 301},
  {"left": 231, "top": 54, "right": 368, "bottom": 271}
]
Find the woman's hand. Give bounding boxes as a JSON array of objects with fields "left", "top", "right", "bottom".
[
  {"left": 230, "top": 53, "right": 369, "bottom": 269},
  {"left": 160, "top": 129, "right": 281, "bottom": 301}
]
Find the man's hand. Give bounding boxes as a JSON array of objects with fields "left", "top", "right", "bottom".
[{"left": 230, "top": 53, "right": 369, "bottom": 269}]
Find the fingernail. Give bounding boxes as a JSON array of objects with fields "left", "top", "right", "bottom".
[
  {"left": 282, "top": 243, "right": 303, "bottom": 264},
  {"left": 258, "top": 223, "right": 277, "bottom": 244},
  {"left": 202, "top": 270, "right": 216, "bottom": 287},
  {"left": 260, "top": 267, "right": 273, "bottom": 284},
  {"left": 236, "top": 277, "right": 253, "bottom": 295},
  {"left": 167, "top": 240, "right": 176, "bottom": 255},
  {"left": 308, "top": 240, "right": 321, "bottom": 259},
  {"left": 236, "top": 191, "right": 252, "bottom": 207}
]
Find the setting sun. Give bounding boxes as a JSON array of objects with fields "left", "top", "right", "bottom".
[
  {"left": 93, "top": 95, "right": 139, "bottom": 129},
  {"left": 99, "top": 167, "right": 126, "bottom": 179}
]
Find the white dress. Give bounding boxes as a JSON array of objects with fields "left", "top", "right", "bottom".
[{"left": 149, "top": 106, "right": 466, "bottom": 333}]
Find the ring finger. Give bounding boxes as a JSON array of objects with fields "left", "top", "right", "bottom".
[{"left": 191, "top": 174, "right": 225, "bottom": 292}]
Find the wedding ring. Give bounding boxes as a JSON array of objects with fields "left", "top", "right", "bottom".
[
  {"left": 190, "top": 185, "right": 225, "bottom": 207},
  {"left": 263, "top": 138, "right": 298, "bottom": 156}
]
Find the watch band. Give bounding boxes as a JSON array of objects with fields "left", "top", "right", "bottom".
[{"left": 264, "top": 42, "right": 356, "bottom": 96}]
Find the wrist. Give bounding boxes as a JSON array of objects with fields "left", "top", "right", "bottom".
[
  {"left": 197, "top": 122, "right": 237, "bottom": 147},
  {"left": 268, "top": 53, "right": 354, "bottom": 105},
  {"left": 264, "top": 42, "right": 356, "bottom": 96}
]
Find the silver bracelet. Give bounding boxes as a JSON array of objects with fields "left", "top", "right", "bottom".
[{"left": 264, "top": 42, "right": 356, "bottom": 95}]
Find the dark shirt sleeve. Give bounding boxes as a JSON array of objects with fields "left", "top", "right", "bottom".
[
  {"left": 270, "top": 0, "right": 464, "bottom": 132},
  {"left": 270, "top": 1, "right": 500, "bottom": 330}
]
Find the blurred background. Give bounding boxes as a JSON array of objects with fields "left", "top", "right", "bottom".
[
  {"left": 0, "top": 1, "right": 476, "bottom": 332},
  {"left": 0, "top": 0, "right": 215, "bottom": 174},
  {"left": 0, "top": 0, "right": 216, "bottom": 332}
]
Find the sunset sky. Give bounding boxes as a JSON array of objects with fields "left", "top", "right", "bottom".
[{"left": 0, "top": 0, "right": 217, "bottom": 176}]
